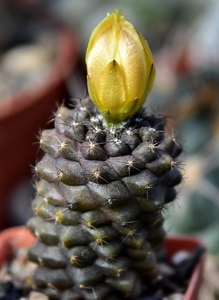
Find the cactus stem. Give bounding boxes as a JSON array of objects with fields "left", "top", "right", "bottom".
[{"left": 27, "top": 98, "right": 183, "bottom": 298}]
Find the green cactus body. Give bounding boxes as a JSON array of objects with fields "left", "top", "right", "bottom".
[{"left": 28, "top": 99, "right": 182, "bottom": 300}]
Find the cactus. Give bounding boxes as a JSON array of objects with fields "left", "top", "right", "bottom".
[{"left": 27, "top": 10, "right": 183, "bottom": 300}]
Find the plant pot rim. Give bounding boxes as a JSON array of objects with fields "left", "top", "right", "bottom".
[
  {"left": 0, "top": 1, "right": 80, "bottom": 120},
  {"left": 165, "top": 235, "right": 205, "bottom": 300},
  {"left": 0, "top": 227, "right": 205, "bottom": 300}
]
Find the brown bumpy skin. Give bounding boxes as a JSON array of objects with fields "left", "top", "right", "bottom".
[{"left": 28, "top": 98, "right": 183, "bottom": 300}]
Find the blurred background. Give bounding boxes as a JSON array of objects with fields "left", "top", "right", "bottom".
[{"left": 0, "top": 0, "right": 219, "bottom": 298}]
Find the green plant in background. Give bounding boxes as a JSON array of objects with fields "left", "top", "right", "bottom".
[
  {"left": 27, "top": 10, "right": 183, "bottom": 299},
  {"left": 163, "top": 69, "right": 219, "bottom": 255}
]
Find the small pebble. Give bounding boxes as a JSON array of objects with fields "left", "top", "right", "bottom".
[
  {"left": 140, "top": 296, "right": 163, "bottom": 300},
  {"left": 158, "top": 263, "right": 175, "bottom": 276},
  {"left": 164, "top": 293, "right": 184, "bottom": 300},
  {"left": 0, "top": 42, "right": 55, "bottom": 100},
  {"left": 29, "top": 291, "right": 49, "bottom": 300},
  {"left": 171, "top": 251, "right": 190, "bottom": 266},
  {"left": 1, "top": 45, "right": 53, "bottom": 75},
  {"left": 10, "top": 248, "right": 37, "bottom": 281},
  {"left": 0, "top": 265, "right": 11, "bottom": 282}
]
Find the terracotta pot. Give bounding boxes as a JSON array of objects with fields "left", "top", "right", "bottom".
[
  {"left": 0, "top": 1, "right": 80, "bottom": 230},
  {"left": 0, "top": 227, "right": 205, "bottom": 300},
  {"left": 165, "top": 236, "right": 205, "bottom": 300},
  {"left": 0, "top": 226, "right": 36, "bottom": 266}
]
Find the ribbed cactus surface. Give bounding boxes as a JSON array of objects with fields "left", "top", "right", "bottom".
[{"left": 28, "top": 99, "right": 182, "bottom": 300}]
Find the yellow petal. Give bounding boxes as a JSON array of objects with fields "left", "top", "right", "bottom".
[
  {"left": 87, "top": 75, "right": 101, "bottom": 108},
  {"left": 99, "top": 60, "right": 125, "bottom": 121}
]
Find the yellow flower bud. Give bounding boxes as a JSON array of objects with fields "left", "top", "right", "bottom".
[{"left": 85, "top": 9, "right": 155, "bottom": 125}]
